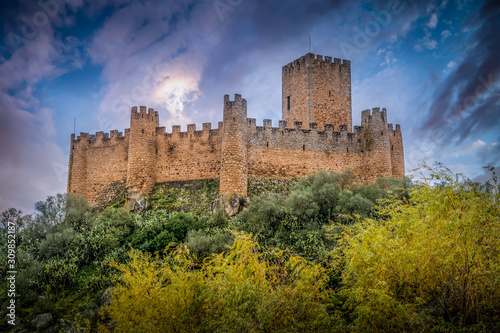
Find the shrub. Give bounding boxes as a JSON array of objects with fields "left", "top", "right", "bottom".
[
  {"left": 129, "top": 211, "right": 203, "bottom": 252},
  {"left": 335, "top": 166, "right": 500, "bottom": 331},
  {"left": 184, "top": 229, "right": 234, "bottom": 260},
  {"left": 102, "top": 233, "right": 332, "bottom": 332}
]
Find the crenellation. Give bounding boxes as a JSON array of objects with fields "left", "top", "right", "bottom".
[
  {"left": 68, "top": 52, "right": 404, "bottom": 206},
  {"left": 157, "top": 127, "right": 166, "bottom": 136},
  {"left": 203, "top": 123, "right": 211, "bottom": 132}
]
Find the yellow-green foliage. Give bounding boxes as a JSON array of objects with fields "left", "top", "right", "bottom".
[
  {"left": 101, "top": 233, "right": 332, "bottom": 332},
  {"left": 336, "top": 171, "right": 500, "bottom": 331}
]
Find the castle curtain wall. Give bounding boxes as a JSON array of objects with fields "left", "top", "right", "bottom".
[
  {"left": 68, "top": 53, "right": 405, "bottom": 205},
  {"left": 68, "top": 131, "right": 129, "bottom": 203},
  {"left": 155, "top": 123, "right": 222, "bottom": 183}
]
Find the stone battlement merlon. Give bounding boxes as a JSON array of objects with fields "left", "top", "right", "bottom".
[
  {"left": 247, "top": 118, "right": 349, "bottom": 134},
  {"left": 72, "top": 129, "right": 127, "bottom": 145},
  {"left": 246, "top": 122, "right": 367, "bottom": 153},
  {"left": 224, "top": 93, "right": 247, "bottom": 108},
  {"left": 156, "top": 122, "right": 222, "bottom": 142},
  {"left": 131, "top": 106, "right": 159, "bottom": 120},
  {"left": 361, "top": 107, "right": 389, "bottom": 127},
  {"left": 245, "top": 116, "right": 374, "bottom": 151},
  {"left": 388, "top": 123, "right": 402, "bottom": 133},
  {"left": 282, "top": 52, "right": 350, "bottom": 74}
]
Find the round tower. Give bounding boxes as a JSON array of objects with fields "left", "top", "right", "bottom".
[
  {"left": 126, "top": 106, "right": 159, "bottom": 198},
  {"left": 361, "top": 107, "right": 393, "bottom": 182},
  {"left": 220, "top": 94, "right": 248, "bottom": 196}
]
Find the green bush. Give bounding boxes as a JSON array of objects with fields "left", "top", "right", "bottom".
[
  {"left": 129, "top": 211, "right": 203, "bottom": 252},
  {"left": 335, "top": 166, "right": 500, "bottom": 331},
  {"left": 185, "top": 229, "right": 234, "bottom": 260}
]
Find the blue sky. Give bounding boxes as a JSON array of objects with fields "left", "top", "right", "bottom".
[{"left": 0, "top": 0, "right": 499, "bottom": 212}]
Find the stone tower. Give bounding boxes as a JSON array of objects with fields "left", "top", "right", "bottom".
[
  {"left": 361, "top": 108, "right": 393, "bottom": 180},
  {"left": 282, "top": 53, "right": 352, "bottom": 131},
  {"left": 220, "top": 94, "right": 248, "bottom": 196},
  {"left": 126, "top": 106, "right": 159, "bottom": 198}
]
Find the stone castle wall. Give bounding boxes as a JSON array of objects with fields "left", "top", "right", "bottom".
[
  {"left": 68, "top": 130, "right": 129, "bottom": 203},
  {"left": 67, "top": 53, "right": 404, "bottom": 205}
]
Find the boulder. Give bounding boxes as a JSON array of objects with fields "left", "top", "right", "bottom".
[
  {"left": 134, "top": 197, "right": 150, "bottom": 213},
  {"left": 221, "top": 191, "right": 240, "bottom": 216},
  {"left": 35, "top": 313, "right": 53, "bottom": 330},
  {"left": 59, "top": 319, "right": 76, "bottom": 333},
  {"left": 101, "top": 286, "right": 114, "bottom": 306}
]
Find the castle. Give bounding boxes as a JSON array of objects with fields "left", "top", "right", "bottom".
[{"left": 67, "top": 53, "right": 404, "bottom": 205}]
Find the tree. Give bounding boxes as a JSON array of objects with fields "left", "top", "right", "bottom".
[
  {"left": 102, "top": 233, "right": 332, "bottom": 332},
  {"left": 335, "top": 165, "right": 500, "bottom": 331}
]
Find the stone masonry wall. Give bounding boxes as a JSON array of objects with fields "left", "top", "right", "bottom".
[
  {"left": 68, "top": 130, "right": 129, "bottom": 204},
  {"left": 282, "top": 53, "right": 352, "bottom": 131},
  {"left": 155, "top": 123, "right": 222, "bottom": 182}
]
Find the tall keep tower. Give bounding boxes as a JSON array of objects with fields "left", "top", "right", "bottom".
[{"left": 282, "top": 53, "right": 352, "bottom": 131}]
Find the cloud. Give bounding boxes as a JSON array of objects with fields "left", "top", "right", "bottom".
[
  {"left": 414, "top": 31, "right": 438, "bottom": 51},
  {"left": 451, "top": 139, "right": 485, "bottom": 158},
  {"left": 0, "top": 32, "right": 68, "bottom": 213},
  {"left": 420, "top": 0, "right": 500, "bottom": 152},
  {"left": 427, "top": 13, "right": 438, "bottom": 29},
  {"left": 443, "top": 60, "right": 456, "bottom": 74},
  {"left": 87, "top": 1, "right": 217, "bottom": 131},
  {"left": 476, "top": 139, "right": 500, "bottom": 166},
  {"left": 441, "top": 29, "right": 452, "bottom": 39}
]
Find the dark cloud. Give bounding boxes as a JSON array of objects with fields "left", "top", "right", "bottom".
[{"left": 421, "top": 0, "right": 500, "bottom": 146}]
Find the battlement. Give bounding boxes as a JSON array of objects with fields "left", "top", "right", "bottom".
[
  {"left": 245, "top": 117, "right": 373, "bottom": 153},
  {"left": 131, "top": 106, "right": 159, "bottom": 119},
  {"left": 224, "top": 93, "right": 247, "bottom": 107},
  {"left": 282, "top": 52, "right": 350, "bottom": 73},
  {"left": 156, "top": 122, "right": 223, "bottom": 143},
  {"left": 361, "top": 107, "right": 388, "bottom": 127},
  {"left": 72, "top": 129, "right": 128, "bottom": 146}
]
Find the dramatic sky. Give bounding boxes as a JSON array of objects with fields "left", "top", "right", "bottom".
[{"left": 0, "top": 0, "right": 499, "bottom": 212}]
